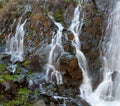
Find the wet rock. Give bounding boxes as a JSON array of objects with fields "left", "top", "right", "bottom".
[
  {"left": 95, "top": 0, "right": 110, "bottom": 11},
  {"left": 80, "top": 1, "right": 105, "bottom": 88},
  {"left": 67, "top": 33, "right": 74, "bottom": 40},
  {"left": 1, "top": 54, "right": 11, "bottom": 62},
  {"left": 25, "top": 4, "right": 32, "bottom": 14},
  {"left": 63, "top": 41, "right": 75, "bottom": 54},
  {"left": 24, "top": 55, "right": 42, "bottom": 72},
  {"left": 48, "top": 0, "right": 64, "bottom": 12},
  {"left": 30, "top": 7, "right": 41, "bottom": 31},
  {"left": 33, "top": 100, "right": 46, "bottom": 106},
  {"left": 2, "top": 81, "right": 17, "bottom": 95},
  {"left": 59, "top": 52, "right": 82, "bottom": 87},
  {"left": 30, "top": 56, "right": 42, "bottom": 71},
  {"left": 14, "top": 75, "right": 28, "bottom": 87},
  {"left": 50, "top": 102, "right": 56, "bottom": 106}
]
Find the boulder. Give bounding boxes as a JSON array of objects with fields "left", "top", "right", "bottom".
[
  {"left": 33, "top": 100, "right": 46, "bottom": 106},
  {"left": 59, "top": 52, "right": 83, "bottom": 87}
]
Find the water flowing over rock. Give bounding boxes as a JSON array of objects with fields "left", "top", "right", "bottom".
[
  {"left": 59, "top": 52, "right": 82, "bottom": 87},
  {"left": 45, "top": 0, "right": 91, "bottom": 87},
  {"left": 45, "top": 13, "right": 64, "bottom": 84},
  {"left": 5, "top": 17, "right": 27, "bottom": 63},
  {"left": 81, "top": 0, "right": 120, "bottom": 106},
  {"left": 0, "top": 0, "right": 112, "bottom": 106},
  {"left": 68, "top": 0, "right": 92, "bottom": 97}
]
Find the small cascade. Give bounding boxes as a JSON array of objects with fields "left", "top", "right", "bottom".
[
  {"left": 46, "top": 14, "right": 64, "bottom": 84},
  {"left": 6, "top": 17, "right": 27, "bottom": 63},
  {"left": 5, "top": 17, "right": 27, "bottom": 73},
  {"left": 69, "top": 1, "right": 92, "bottom": 97},
  {"left": 82, "top": 0, "right": 120, "bottom": 106},
  {"left": 45, "top": 1, "right": 91, "bottom": 90}
]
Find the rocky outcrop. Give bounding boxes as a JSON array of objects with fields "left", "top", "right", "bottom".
[
  {"left": 0, "top": 0, "right": 109, "bottom": 87},
  {"left": 59, "top": 52, "right": 82, "bottom": 87},
  {"left": 0, "top": 0, "right": 110, "bottom": 105}
]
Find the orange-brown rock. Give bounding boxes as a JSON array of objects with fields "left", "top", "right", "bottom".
[
  {"left": 59, "top": 52, "right": 83, "bottom": 85},
  {"left": 68, "top": 33, "right": 74, "bottom": 40}
]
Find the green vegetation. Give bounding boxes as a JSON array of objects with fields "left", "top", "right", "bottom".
[
  {"left": 54, "top": 9, "right": 64, "bottom": 23},
  {"left": 0, "top": 62, "right": 33, "bottom": 105},
  {"left": 1, "top": 88, "right": 32, "bottom": 106},
  {"left": 23, "top": 60, "right": 31, "bottom": 67},
  {"left": 0, "top": 63, "right": 7, "bottom": 71},
  {"left": 5, "top": 74, "right": 19, "bottom": 81}
]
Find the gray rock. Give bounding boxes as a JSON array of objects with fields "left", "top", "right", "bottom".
[{"left": 33, "top": 100, "right": 46, "bottom": 106}]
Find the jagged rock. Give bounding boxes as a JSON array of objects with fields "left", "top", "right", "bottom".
[
  {"left": 2, "top": 81, "right": 17, "bottom": 94},
  {"left": 59, "top": 52, "right": 82, "bottom": 87},
  {"left": 48, "top": 0, "right": 64, "bottom": 12},
  {"left": 67, "top": 33, "right": 74, "bottom": 40},
  {"left": 63, "top": 41, "right": 75, "bottom": 54},
  {"left": 30, "top": 55, "right": 42, "bottom": 71}
]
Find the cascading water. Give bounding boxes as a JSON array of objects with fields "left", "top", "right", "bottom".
[
  {"left": 81, "top": 0, "right": 120, "bottom": 106},
  {"left": 6, "top": 17, "right": 26, "bottom": 63},
  {"left": 45, "top": 0, "right": 92, "bottom": 105},
  {"left": 5, "top": 17, "right": 27, "bottom": 73},
  {"left": 69, "top": 0, "right": 92, "bottom": 97},
  {"left": 46, "top": 13, "right": 64, "bottom": 84},
  {"left": 46, "top": 0, "right": 91, "bottom": 86}
]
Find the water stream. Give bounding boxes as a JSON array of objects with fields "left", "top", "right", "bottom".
[
  {"left": 46, "top": 0, "right": 91, "bottom": 87},
  {"left": 5, "top": 17, "right": 27, "bottom": 73},
  {"left": 69, "top": 1, "right": 92, "bottom": 97},
  {"left": 81, "top": 0, "right": 120, "bottom": 106},
  {"left": 3, "top": 0, "right": 120, "bottom": 105},
  {"left": 46, "top": 13, "right": 64, "bottom": 84}
]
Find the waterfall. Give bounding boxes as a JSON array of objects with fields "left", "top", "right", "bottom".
[
  {"left": 45, "top": 0, "right": 91, "bottom": 86},
  {"left": 5, "top": 17, "right": 27, "bottom": 73},
  {"left": 46, "top": 13, "right": 64, "bottom": 84},
  {"left": 81, "top": 1, "right": 120, "bottom": 106},
  {"left": 69, "top": 1, "right": 92, "bottom": 97},
  {"left": 6, "top": 17, "right": 27, "bottom": 63}
]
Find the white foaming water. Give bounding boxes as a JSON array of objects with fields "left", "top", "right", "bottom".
[
  {"left": 69, "top": 1, "right": 92, "bottom": 97},
  {"left": 45, "top": 1, "right": 92, "bottom": 95},
  {"left": 46, "top": 13, "right": 64, "bottom": 84},
  {"left": 81, "top": 1, "right": 120, "bottom": 106},
  {"left": 6, "top": 17, "right": 27, "bottom": 63}
]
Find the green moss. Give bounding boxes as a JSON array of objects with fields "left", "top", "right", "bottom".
[
  {"left": 7, "top": 100, "right": 23, "bottom": 105},
  {"left": 4, "top": 74, "right": 14, "bottom": 81},
  {"left": 5, "top": 99, "right": 32, "bottom": 106},
  {"left": 34, "top": 90, "right": 39, "bottom": 95},
  {"left": 3, "top": 88, "right": 32, "bottom": 106},
  {"left": 4, "top": 74, "right": 19, "bottom": 81},
  {"left": 54, "top": 9, "right": 64, "bottom": 23},
  {"left": 23, "top": 60, "right": 31, "bottom": 67},
  {"left": 0, "top": 75, "right": 4, "bottom": 83},
  {"left": 93, "top": 9, "right": 99, "bottom": 13},
  {"left": 18, "top": 88, "right": 30, "bottom": 96},
  {"left": 16, "top": 66, "right": 22, "bottom": 73},
  {"left": 0, "top": 64, "right": 7, "bottom": 71}
]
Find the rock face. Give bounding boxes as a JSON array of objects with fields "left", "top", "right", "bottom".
[
  {"left": 59, "top": 52, "right": 82, "bottom": 87},
  {"left": 33, "top": 100, "right": 46, "bottom": 106},
  {"left": 0, "top": 0, "right": 110, "bottom": 105},
  {"left": 0, "top": 0, "right": 109, "bottom": 86}
]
